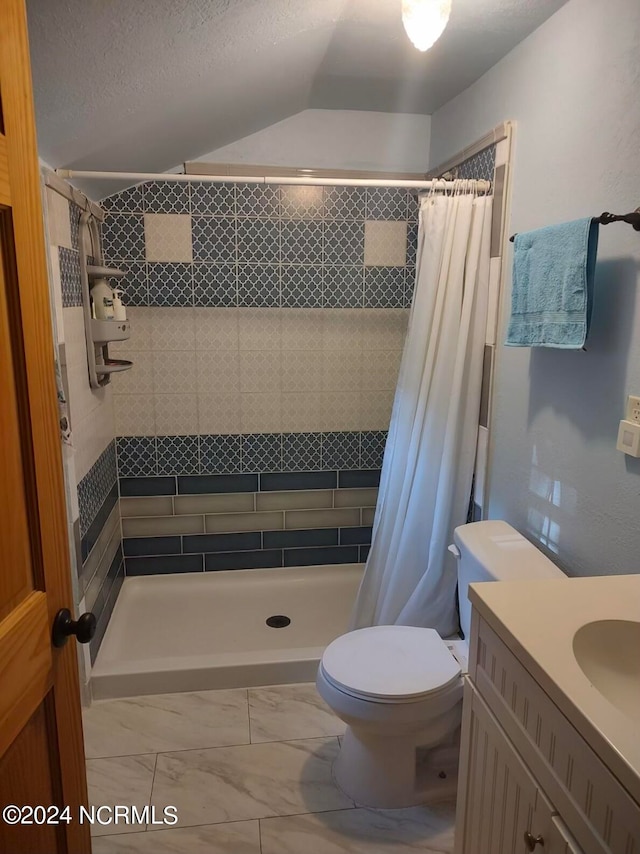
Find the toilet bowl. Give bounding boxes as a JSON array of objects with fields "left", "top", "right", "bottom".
[
  {"left": 316, "top": 625, "right": 465, "bottom": 808},
  {"left": 318, "top": 520, "right": 566, "bottom": 809}
]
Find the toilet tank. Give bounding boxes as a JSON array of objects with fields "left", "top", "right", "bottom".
[{"left": 453, "top": 520, "right": 564, "bottom": 640}]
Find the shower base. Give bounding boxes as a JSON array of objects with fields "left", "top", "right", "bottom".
[{"left": 90, "top": 563, "right": 363, "bottom": 700}]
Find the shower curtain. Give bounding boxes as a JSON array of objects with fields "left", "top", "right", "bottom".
[{"left": 351, "top": 184, "right": 492, "bottom": 637}]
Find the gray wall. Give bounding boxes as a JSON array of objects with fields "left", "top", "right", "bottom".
[{"left": 430, "top": 0, "right": 640, "bottom": 575}]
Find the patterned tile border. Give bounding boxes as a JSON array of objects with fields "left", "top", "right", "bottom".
[{"left": 78, "top": 440, "right": 118, "bottom": 539}]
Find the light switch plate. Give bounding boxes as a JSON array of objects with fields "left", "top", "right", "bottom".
[{"left": 616, "top": 419, "right": 640, "bottom": 456}]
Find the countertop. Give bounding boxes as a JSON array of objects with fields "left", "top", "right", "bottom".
[{"left": 468, "top": 574, "right": 640, "bottom": 805}]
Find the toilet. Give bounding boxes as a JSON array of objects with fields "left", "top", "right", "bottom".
[{"left": 317, "top": 520, "right": 565, "bottom": 808}]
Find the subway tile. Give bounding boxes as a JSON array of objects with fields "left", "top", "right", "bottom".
[
  {"left": 88, "top": 546, "right": 123, "bottom": 623},
  {"left": 177, "top": 473, "right": 258, "bottom": 494},
  {"left": 255, "top": 489, "right": 333, "bottom": 512},
  {"left": 338, "top": 470, "right": 381, "bottom": 488},
  {"left": 81, "top": 484, "right": 119, "bottom": 561},
  {"left": 283, "top": 546, "right": 359, "bottom": 567},
  {"left": 285, "top": 507, "right": 360, "bottom": 530},
  {"left": 145, "top": 214, "right": 193, "bottom": 263},
  {"left": 333, "top": 487, "right": 379, "bottom": 508},
  {"left": 361, "top": 507, "right": 376, "bottom": 525},
  {"left": 90, "top": 563, "right": 124, "bottom": 663},
  {"left": 205, "top": 549, "right": 283, "bottom": 571},
  {"left": 122, "top": 515, "right": 204, "bottom": 537},
  {"left": 119, "top": 476, "right": 177, "bottom": 496},
  {"left": 84, "top": 536, "right": 122, "bottom": 613},
  {"left": 119, "top": 496, "right": 174, "bottom": 517},
  {"left": 205, "top": 510, "right": 283, "bottom": 534},
  {"left": 259, "top": 471, "right": 336, "bottom": 492},
  {"left": 263, "top": 528, "right": 338, "bottom": 550},
  {"left": 174, "top": 492, "right": 254, "bottom": 515},
  {"left": 123, "top": 536, "right": 182, "bottom": 556},
  {"left": 339, "top": 526, "right": 373, "bottom": 545},
  {"left": 182, "top": 531, "right": 261, "bottom": 554},
  {"left": 359, "top": 544, "right": 371, "bottom": 562},
  {"left": 79, "top": 504, "right": 120, "bottom": 590},
  {"left": 125, "top": 554, "right": 204, "bottom": 576}
]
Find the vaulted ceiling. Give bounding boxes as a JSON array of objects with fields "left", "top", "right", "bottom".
[{"left": 27, "top": 0, "right": 567, "bottom": 175}]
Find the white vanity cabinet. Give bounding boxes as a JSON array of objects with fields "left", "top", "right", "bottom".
[{"left": 455, "top": 610, "right": 640, "bottom": 854}]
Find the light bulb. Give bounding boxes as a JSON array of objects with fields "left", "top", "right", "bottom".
[{"left": 402, "top": 0, "right": 452, "bottom": 52}]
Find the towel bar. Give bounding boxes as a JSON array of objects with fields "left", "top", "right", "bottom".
[{"left": 509, "top": 207, "right": 640, "bottom": 242}]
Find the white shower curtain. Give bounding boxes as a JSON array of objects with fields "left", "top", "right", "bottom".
[{"left": 351, "top": 185, "right": 492, "bottom": 637}]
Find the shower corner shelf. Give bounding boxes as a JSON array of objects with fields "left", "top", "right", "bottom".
[
  {"left": 95, "top": 358, "right": 133, "bottom": 376},
  {"left": 91, "top": 318, "right": 131, "bottom": 343}
]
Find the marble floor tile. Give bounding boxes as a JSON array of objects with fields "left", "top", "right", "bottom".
[
  {"left": 150, "top": 737, "right": 353, "bottom": 827},
  {"left": 84, "top": 689, "right": 249, "bottom": 758},
  {"left": 260, "top": 801, "right": 457, "bottom": 854},
  {"left": 91, "top": 820, "right": 261, "bottom": 853},
  {"left": 86, "top": 754, "right": 156, "bottom": 837},
  {"left": 249, "top": 683, "right": 345, "bottom": 743}
]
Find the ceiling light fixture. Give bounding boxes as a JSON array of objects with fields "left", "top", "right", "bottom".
[{"left": 402, "top": 0, "right": 452, "bottom": 52}]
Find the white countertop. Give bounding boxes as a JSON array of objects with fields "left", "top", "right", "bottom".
[{"left": 468, "top": 574, "right": 640, "bottom": 805}]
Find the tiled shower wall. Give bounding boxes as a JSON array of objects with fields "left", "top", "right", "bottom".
[
  {"left": 46, "top": 187, "right": 123, "bottom": 664},
  {"left": 102, "top": 180, "right": 418, "bottom": 573}
]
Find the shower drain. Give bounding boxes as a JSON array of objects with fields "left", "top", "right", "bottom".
[{"left": 266, "top": 615, "right": 291, "bottom": 628}]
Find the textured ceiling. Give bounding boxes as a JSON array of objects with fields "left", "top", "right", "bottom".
[{"left": 27, "top": 0, "right": 567, "bottom": 175}]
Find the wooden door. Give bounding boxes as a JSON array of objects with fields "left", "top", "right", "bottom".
[{"left": 0, "top": 1, "right": 91, "bottom": 852}]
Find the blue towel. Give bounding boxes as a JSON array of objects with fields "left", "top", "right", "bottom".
[{"left": 506, "top": 217, "right": 599, "bottom": 348}]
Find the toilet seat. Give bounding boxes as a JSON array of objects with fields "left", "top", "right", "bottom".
[{"left": 320, "top": 625, "right": 461, "bottom": 703}]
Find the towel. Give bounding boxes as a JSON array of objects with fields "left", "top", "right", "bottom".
[{"left": 506, "top": 217, "right": 599, "bottom": 348}]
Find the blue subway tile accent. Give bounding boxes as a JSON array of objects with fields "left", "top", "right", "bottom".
[
  {"left": 200, "top": 434, "right": 243, "bottom": 474},
  {"left": 237, "top": 265, "right": 280, "bottom": 307},
  {"left": 359, "top": 544, "right": 371, "bottom": 562},
  {"left": 205, "top": 549, "right": 283, "bottom": 571},
  {"left": 321, "top": 432, "right": 360, "bottom": 470},
  {"left": 236, "top": 184, "right": 280, "bottom": 219},
  {"left": 102, "top": 213, "right": 145, "bottom": 261},
  {"left": 283, "top": 545, "right": 359, "bottom": 566},
  {"left": 177, "top": 473, "right": 258, "bottom": 494},
  {"left": 125, "top": 554, "right": 204, "bottom": 576},
  {"left": 124, "top": 536, "right": 182, "bottom": 556},
  {"left": 156, "top": 435, "right": 200, "bottom": 475},
  {"left": 282, "top": 433, "right": 322, "bottom": 472},
  {"left": 78, "top": 441, "right": 118, "bottom": 537},
  {"left": 364, "top": 267, "right": 405, "bottom": 308},
  {"left": 147, "top": 263, "right": 193, "bottom": 306},
  {"left": 281, "top": 266, "right": 323, "bottom": 307},
  {"left": 280, "top": 221, "right": 323, "bottom": 264},
  {"left": 143, "top": 181, "right": 190, "bottom": 214},
  {"left": 263, "top": 528, "right": 338, "bottom": 549},
  {"left": 183, "top": 531, "right": 261, "bottom": 554},
  {"left": 91, "top": 546, "right": 124, "bottom": 624},
  {"left": 90, "top": 561, "right": 124, "bottom": 663},
  {"left": 338, "top": 469, "right": 381, "bottom": 488},
  {"left": 116, "top": 437, "right": 156, "bottom": 478},
  {"left": 324, "top": 221, "right": 365, "bottom": 265},
  {"left": 242, "top": 434, "right": 282, "bottom": 473},
  {"left": 192, "top": 217, "right": 236, "bottom": 263},
  {"left": 237, "top": 220, "right": 280, "bottom": 264},
  {"left": 339, "top": 526, "right": 373, "bottom": 545},
  {"left": 81, "top": 484, "right": 118, "bottom": 562},
  {"left": 190, "top": 182, "right": 235, "bottom": 216},
  {"left": 193, "top": 264, "right": 237, "bottom": 307},
  {"left": 259, "top": 471, "right": 337, "bottom": 492},
  {"left": 119, "top": 476, "right": 177, "bottom": 496}
]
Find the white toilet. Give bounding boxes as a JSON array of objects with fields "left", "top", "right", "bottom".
[{"left": 317, "top": 520, "right": 564, "bottom": 808}]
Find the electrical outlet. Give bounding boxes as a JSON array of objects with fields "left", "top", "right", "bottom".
[{"left": 625, "top": 395, "right": 640, "bottom": 424}]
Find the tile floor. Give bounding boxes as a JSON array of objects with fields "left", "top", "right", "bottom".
[{"left": 84, "top": 683, "right": 456, "bottom": 853}]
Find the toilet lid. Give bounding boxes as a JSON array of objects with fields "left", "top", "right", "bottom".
[{"left": 321, "top": 626, "right": 461, "bottom": 700}]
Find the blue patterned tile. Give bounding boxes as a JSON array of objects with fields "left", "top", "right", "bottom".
[
  {"left": 78, "top": 441, "right": 118, "bottom": 536},
  {"left": 406, "top": 222, "right": 418, "bottom": 266},
  {"left": 323, "top": 266, "right": 363, "bottom": 308},
  {"left": 366, "top": 188, "right": 408, "bottom": 220},
  {"left": 193, "top": 264, "right": 237, "bottom": 307},
  {"left": 407, "top": 191, "right": 420, "bottom": 222},
  {"left": 236, "top": 184, "right": 280, "bottom": 218},
  {"left": 143, "top": 181, "right": 190, "bottom": 214},
  {"left": 360, "top": 430, "right": 388, "bottom": 469},
  {"left": 59, "top": 247, "right": 82, "bottom": 307},
  {"left": 364, "top": 267, "right": 405, "bottom": 308},
  {"left": 147, "top": 263, "right": 193, "bottom": 306},
  {"left": 116, "top": 436, "right": 156, "bottom": 477},
  {"left": 190, "top": 182, "right": 235, "bottom": 216},
  {"left": 111, "top": 262, "right": 148, "bottom": 307},
  {"left": 323, "top": 187, "right": 366, "bottom": 220},
  {"left": 324, "top": 221, "right": 364, "bottom": 265},
  {"left": 200, "top": 434, "right": 242, "bottom": 474},
  {"left": 280, "top": 185, "right": 324, "bottom": 219},
  {"left": 281, "top": 266, "right": 322, "bottom": 308},
  {"left": 69, "top": 203, "right": 81, "bottom": 250},
  {"left": 321, "top": 432, "right": 360, "bottom": 470},
  {"left": 280, "top": 221, "right": 323, "bottom": 264},
  {"left": 156, "top": 435, "right": 200, "bottom": 475},
  {"left": 282, "top": 433, "right": 322, "bottom": 472},
  {"left": 242, "top": 433, "right": 282, "bottom": 473},
  {"left": 237, "top": 265, "right": 280, "bottom": 307},
  {"left": 456, "top": 145, "right": 496, "bottom": 181},
  {"left": 236, "top": 220, "right": 279, "bottom": 264},
  {"left": 101, "top": 184, "right": 144, "bottom": 213},
  {"left": 192, "top": 217, "right": 236, "bottom": 263},
  {"left": 102, "top": 213, "right": 145, "bottom": 261},
  {"left": 404, "top": 267, "right": 416, "bottom": 308}
]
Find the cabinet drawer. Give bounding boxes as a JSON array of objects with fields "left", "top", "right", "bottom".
[{"left": 473, "top": 616, "right": 640, "bottom": 854}]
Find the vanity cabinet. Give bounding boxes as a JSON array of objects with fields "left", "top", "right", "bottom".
[{"left": 455, "top": 611, "right": 640, "bottom": 854}]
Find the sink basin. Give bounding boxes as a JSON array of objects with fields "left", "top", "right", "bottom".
[{"left": 573, "top": 620, "right": 640, "bottom": 722}]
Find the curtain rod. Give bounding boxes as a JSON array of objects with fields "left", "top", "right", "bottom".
[{"left": 56, "top": 169, "right": 491, "bottom": 191}]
